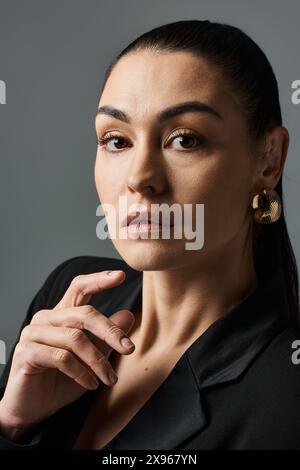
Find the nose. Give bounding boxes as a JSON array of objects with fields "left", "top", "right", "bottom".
[{"left": 126, "top": 139, "right": 167, "bottom": 196}]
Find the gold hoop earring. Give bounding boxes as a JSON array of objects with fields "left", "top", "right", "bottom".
[{"left": 251, "top": 188, "right": 282, "bottom": 224}]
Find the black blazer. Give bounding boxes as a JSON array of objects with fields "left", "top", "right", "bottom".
[{"left": 1, "top": 255, "right": 300, "bottom": 450}]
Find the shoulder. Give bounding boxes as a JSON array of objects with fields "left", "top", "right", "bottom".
[
  {"left": 246, "top": 325, "right": 300, "bottom": 402},
  {"left": 259, "top": 325, "right": 300, "bottom": 380},
  {"left": 233, "top": 326, "right": 300, "bottom": 446}
]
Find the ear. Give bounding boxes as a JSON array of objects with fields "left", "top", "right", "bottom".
[{"left": 253, "top": 126, "right": 289, "bottom": 191}]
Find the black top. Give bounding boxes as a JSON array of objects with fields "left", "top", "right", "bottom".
[{"left": 0, "top": 255, "right": 300, "bottom": 450}]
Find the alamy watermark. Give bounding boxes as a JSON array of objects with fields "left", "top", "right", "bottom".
[
  {"left": 0, "top": 340, "right": 6, "bottom": 365},
  {"left": 1, "top": 79, "right": 7, "bottom": 362},
  {"left": 291, "top": 339, "right": 300, "bottom": 365},
  {"left": 291, "top": 80, "right": 300, "bottom": 105},
  {"left": 96, "top": 196, "right": 204, "bottom": 251},
  {"left": 0, "top": 80, "right": 6, "bottom": 104}
]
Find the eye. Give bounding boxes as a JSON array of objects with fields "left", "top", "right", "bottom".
[
  {"left": 96, "top": 129, "right": 206, "bottom": 153},
  {"left": 97, "top": 132, "right": 130, "bottom": 152},
  {"left": 166, "top": 130, "right": 206, "bottom": 151}
]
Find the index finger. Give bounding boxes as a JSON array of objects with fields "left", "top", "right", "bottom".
[{"left": 54, "top": 270, "right": 126, "bottom": 310}]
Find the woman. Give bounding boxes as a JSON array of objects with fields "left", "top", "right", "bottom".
[{"left": 0, "top": 19, "right": 300, "bottom": 450}]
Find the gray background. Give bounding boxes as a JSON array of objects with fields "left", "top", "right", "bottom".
[{"left": 0, "top": 0, "right": 300, "bottom": 374}]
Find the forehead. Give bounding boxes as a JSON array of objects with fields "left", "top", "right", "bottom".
[{"left": 99, "top": 50, "right": 239, "bottom": 119}]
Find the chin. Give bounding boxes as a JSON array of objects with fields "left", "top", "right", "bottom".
[{"left": 116, "top": 240, "right": 189, "bottom": 272}]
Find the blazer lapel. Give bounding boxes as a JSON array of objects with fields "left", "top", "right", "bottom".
[{"left": 103, "top": 352, "right": 207, "bottom": 450}]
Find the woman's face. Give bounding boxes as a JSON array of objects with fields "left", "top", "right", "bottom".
[{"left": 94, "top": 50, "right": 258, "bottom": 271}]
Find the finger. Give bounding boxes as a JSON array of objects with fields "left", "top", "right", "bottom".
[
  {"left": 20, "top": 325, "right": 119, "bottom": 386},
  {"left": 54, "top": 270, "right": 126, "bottom": 310},
  {"left": 31, "top": 305, "right": 136, "bottom": 356},
  {"left": 92, "top": 309, "right": 136, "bottom": 358},
  {"left": 15, "top": 342, "right": 103, "bottom": 390}
]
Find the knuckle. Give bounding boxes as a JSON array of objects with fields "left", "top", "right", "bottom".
[
  {"left": 53, "top": 348, "right": 71, "bottom": 365},
  {"left": 70, "top": 276, "right": 89, "bottom": 298},
  {"left": 19, "top": 325, "right": 32, "bottom": 341},
  {"left": 68, "top": 328, "right": 86, "bottom": 344},
  {"left": 14, "top": 341, "right": 26, "bottom": 357},
  {"left": 81, "top": 304, "right": 97, "bottom": 318},
  {"left": 31, "top": 309, "right": 46, "bottom": 324},
  {"left": 71, "top": 275, "right": 84, "bottom": 287},
  {"left": 105, "top": 323, "right": 124, "bottom": 341}
]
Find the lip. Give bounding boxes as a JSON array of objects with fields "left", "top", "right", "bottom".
[
  {"left": 121, "top": 210, "right": 175, "bottom": 228},
  {"left": 126, "top": 222, "right": 164, "bottom": 235}
]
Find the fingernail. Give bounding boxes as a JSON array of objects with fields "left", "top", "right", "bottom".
[
  {"left": 121, "top": 337, "right": 135, "bottom": 349},
  {"left": 108, "top": 369, "right": 118, "bottom": 384},
  {"left": 89, "top": 378, "right": 99, "bottom": 389},
  {"left": 107, "top": 270, "right": 123, "bottom": 276}
]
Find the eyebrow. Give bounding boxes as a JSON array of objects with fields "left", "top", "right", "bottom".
[{"left": 95, "top": 100, "right": 222, "bottom": 123}]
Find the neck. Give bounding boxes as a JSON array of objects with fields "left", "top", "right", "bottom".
[{"left": 130, "top": 236, "right": 257, "bottom": 357}]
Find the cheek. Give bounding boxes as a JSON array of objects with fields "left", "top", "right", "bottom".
[
  {"left": 94, "top": 153, "right": 121, "bottom": 203},
  {"left": 203, "top": 157, "right": 253, "bottom": 245},
  {"left": 173, "top": 152, "right": 252, "bottom": 246}
]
